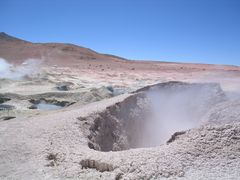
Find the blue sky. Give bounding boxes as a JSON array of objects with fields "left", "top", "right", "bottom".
[{"left": 0, "top": 0, "right": 240, "bottom": 65}]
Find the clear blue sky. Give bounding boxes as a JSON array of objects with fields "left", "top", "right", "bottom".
[{"left": 0, "top": 0, "right": 240, "bottom": 65}]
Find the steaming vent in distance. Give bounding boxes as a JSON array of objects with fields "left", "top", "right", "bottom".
[
  {"left": 82, "top": 81, "right": 226, "bottom": 152},
  {"left": 0, "top": 58, "right": 42, "bottom": 80}
]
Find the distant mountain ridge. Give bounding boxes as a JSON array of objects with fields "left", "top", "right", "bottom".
[
  {"left": 0, "top": 32, "right": 239, "bottom": 71},
  {"left": 0, "top": 32, "right": 30, "bottom": 43},
  {"left": 0, "top": 32, "right": 127, "bottom": 65}
]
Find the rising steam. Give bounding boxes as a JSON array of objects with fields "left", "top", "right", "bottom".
[
  {"left": 139, "top": 84, "right": 222, "bottom": 147},
  {"left": 0, "top": 58, "right": 42, "bottom": 80}
]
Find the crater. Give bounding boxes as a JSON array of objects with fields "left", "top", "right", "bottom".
[
  {"left": 83, "top": 82, "right": 226, "bottom": 152},
  {"left": 29, "top": 98, "right": 74, "bottom": 110},
  {"left": 56, "top": 82, "right": 74, "bottom": 91}
]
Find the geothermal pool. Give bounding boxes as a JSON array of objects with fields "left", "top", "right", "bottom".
[{"left": 34, "top": 103, "right": 63, "bottom": 110}]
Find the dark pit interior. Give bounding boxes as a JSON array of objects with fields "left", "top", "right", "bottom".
[{"left": 83, "top": 82, "right": 226, "bottom": 152}]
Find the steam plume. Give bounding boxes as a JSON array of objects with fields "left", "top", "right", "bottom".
[
  {"left": 140, "top": 84, "right": 223, "bottom": 146},
  {"left": 0, "top": 58, "right": 41, "bottom": 80}
]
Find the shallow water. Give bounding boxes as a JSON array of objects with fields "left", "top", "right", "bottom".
[{"left": 36, "top": 103, "right": 63, "bottom": 110}]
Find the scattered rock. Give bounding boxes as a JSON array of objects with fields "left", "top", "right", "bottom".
[
  {"left": 56, "top": 82, "right": 74, "bottom": 91},
  {"left": 1, "top": 116, "right": 16, "bottom": 121},
  {"left": 115, "top": 173, "right": 123, "bottom": 180},
  {"left": 80, "top": 159, "right": 114, "bottom": 172},
  {"left": 56, "top": 85, "right": 70, "bottom": 91},
  {"left": 167, "top": 131, "right": 186, "bottom": 144},
  {"left": 45, "top": 153, "right": 59, "bottom": 167},
  {"left": 46, "top": 153, "right": 58, "bottom": 161}
]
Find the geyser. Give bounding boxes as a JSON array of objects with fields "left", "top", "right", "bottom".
[{"left": 82, "top": 82, "right": 226, "bottom": 152}]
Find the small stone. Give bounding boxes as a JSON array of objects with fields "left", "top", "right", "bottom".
[
  {"left": 89, "top": 160, "right": 95, "bottom": 168},
  {"left": 98, "top": 162, "right": 107, "bottom": 172},
  {"left": 115, "top": 173, "right": 123, "bottom": 180},
  {"left": 229, "top": 154, "right": 236, "bottom": 159},
  {"left": 178, "top": 171, "right": 185, "bottom": 177}
]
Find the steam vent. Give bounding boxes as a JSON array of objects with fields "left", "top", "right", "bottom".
[{"left": 82, "top": 82, "right": 226, "bottom": 151}]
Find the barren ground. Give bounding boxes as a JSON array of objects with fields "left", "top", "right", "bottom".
[{"left": 0, "top": 33, "right": 240, "bottom": 179}]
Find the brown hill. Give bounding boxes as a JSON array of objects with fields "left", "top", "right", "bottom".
[
  {"left": 0, "top": 32, "right": 126, "bottom": 66},
  {"left": 0, "top": 32, "right": 239, "bottom": 72}
]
